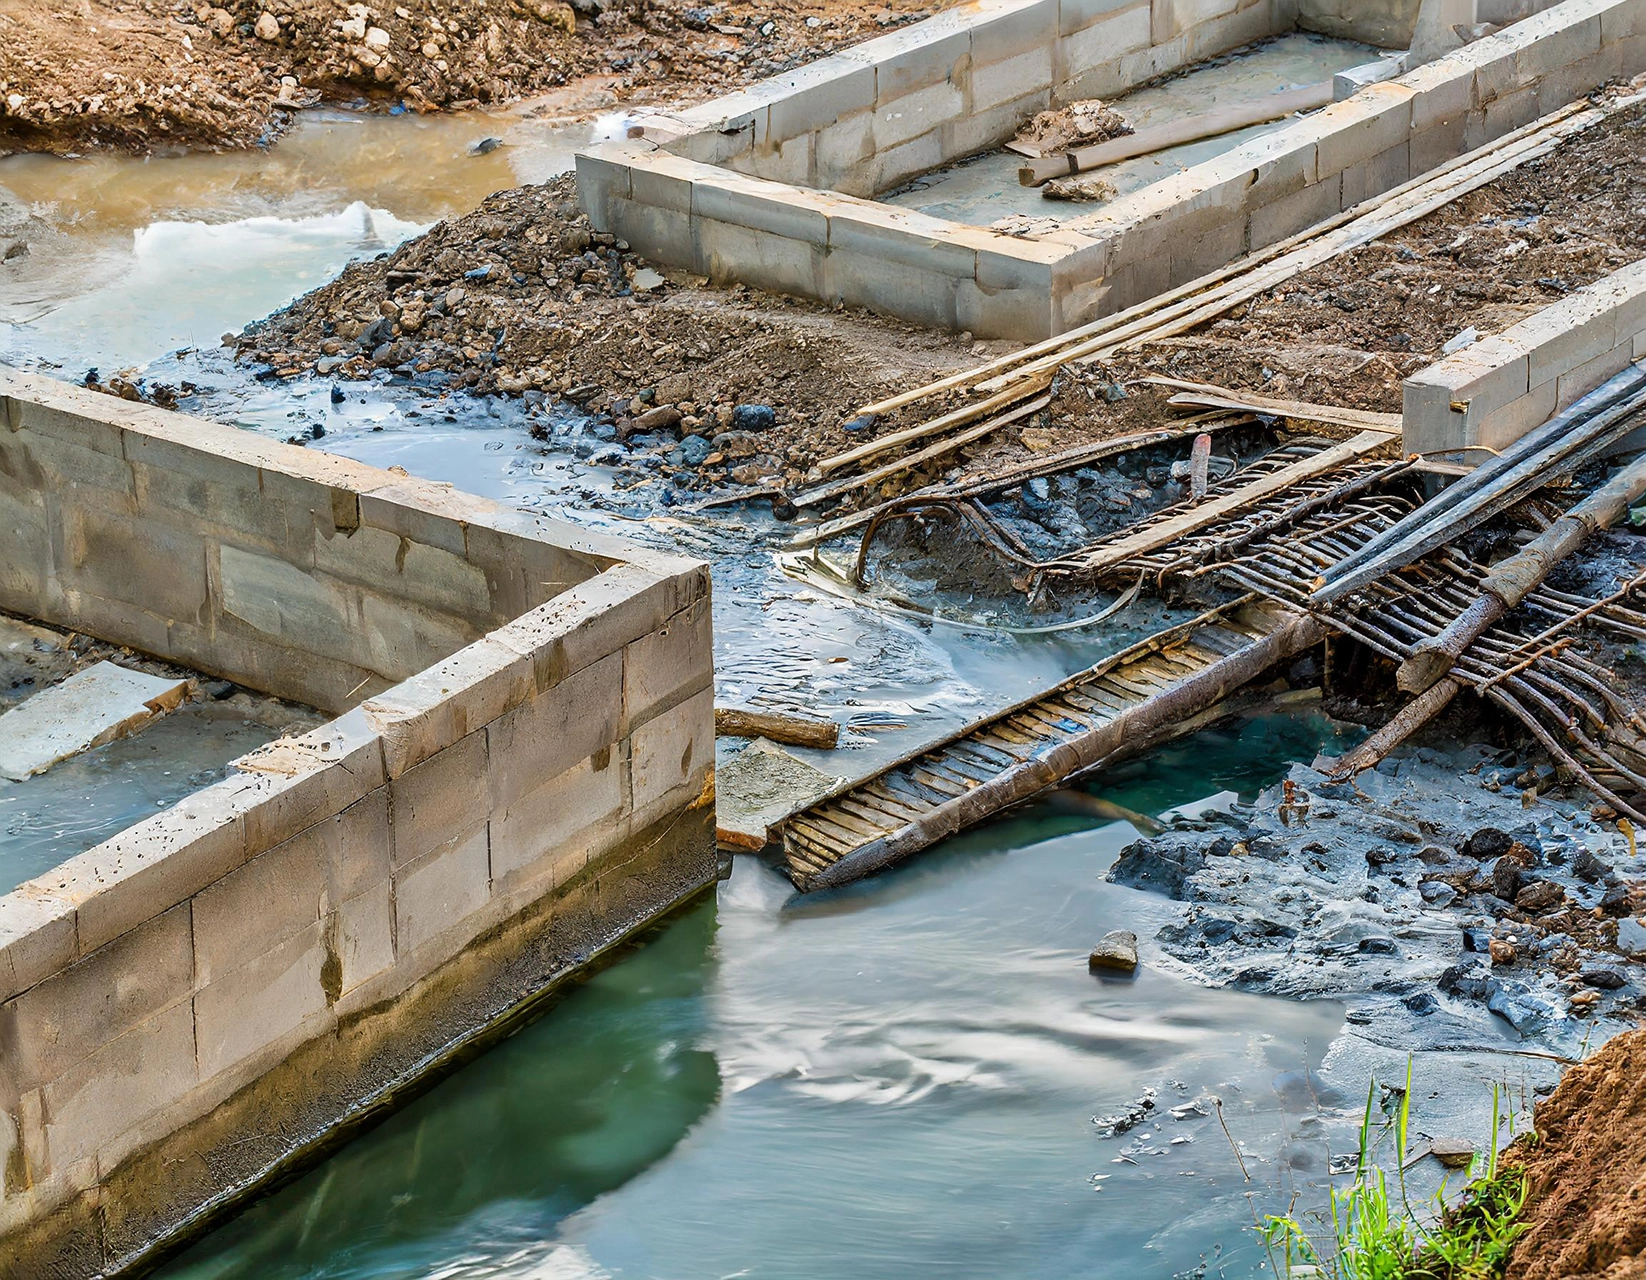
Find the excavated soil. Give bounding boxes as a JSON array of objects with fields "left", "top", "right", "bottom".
[
  {"left": 0, "top": 0, "right": 943, "bottom": 154},
  {"left": 1509, "top": 1027, "right": 1646, "bottom": 1280}
]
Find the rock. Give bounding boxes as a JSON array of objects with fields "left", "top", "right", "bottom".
[
  {"left": 631, "top": 405, "right": 682, "bottom": 433},
  {"left": 1599, "top": 885, "right": 1634, "bottom": 917},
  {"left": 1487, "top": 981, "right": 1555, "bottom": 1034},
  {"left": 1402, "top": 991, "right": 1439, "bottom": 1015},
  {"left": 1491, "top": 855, "right": 1526, "bottom": 902},
  {"left": 254, "top": 11, "right": 281, "bottom": 40},
  {"left": 654, "top": 373, "right": 691, "bottom": 404},
  {"left": 1579, "top": 966, "right": 1627, "bottom": 989},
  {"left": 712, "top": 430, "right": 762, "bottom": 459},
  {"left": 1108, "top": 836, "right": 1207, "bottom": 899},
  {"left": 731, "top": 403, "right": 777, "bottom": 432},
  {"left": 677, "top": 434, "right": 712, "bottom": 467},
  {"left": 1616, "top": 917, "right": 1646, "bottom": 957},
  {"left": 1464, "top": 827, "right": 1515, "bottom": 860},
  {"left": 631, "top": 267, "right": 666, "bottom": 292},
  {"left": 1088, "top": 930, "right": 1139, "bottom": 974},
  {"left": 364, "top": 24, "right": 391, "bottom": 47},
  {"left": 1488, "top": 938, "right": 1517, "bottom": 966},
  {"left": 1420, "top": 880, "right": 1458, "bottom": 907},
  {"left": 1572, "top": 847, "right": 1612, "bottom": 883},
  {"left": 1514, "top": 880, "right": 1564, "bottom": 913},
  {"left": 1428, "top": 1137, "right": 1476, "bottom": 1169},
  {"left": 470, "top": 137, "right": 503, "bottom": 156},
  {"left": 1439, "top": 959, "right": 1492, "bottom": 1000}
]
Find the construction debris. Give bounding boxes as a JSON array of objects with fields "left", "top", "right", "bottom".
[
  {"left": 715, "top": 706, "right": 841, "bottom": 749},
  {"left": 0, "top": 661, "right": 189, "bottom": 780}
]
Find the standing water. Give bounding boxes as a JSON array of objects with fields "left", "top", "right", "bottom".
[{"left": 4, "top": 103, "right": 1395, "bottom": 1280}]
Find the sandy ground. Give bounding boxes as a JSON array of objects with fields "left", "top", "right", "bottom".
[
  {"left": 1510, "top": 1027, "right": 1646, "bottom": 1280},
  {"left": 0, "top": 0, "right": 944, "bottom": 154}
]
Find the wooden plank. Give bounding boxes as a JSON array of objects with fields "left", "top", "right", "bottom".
[
  {"left": 1144, "top": 379, "right": 1403, "bottom": 434},
  {"left": 1066, "top": 431, "right": 1392, "bottom": 575},
  {"left": 818, "top": 375, "right": 1052, "bottom": 477}
]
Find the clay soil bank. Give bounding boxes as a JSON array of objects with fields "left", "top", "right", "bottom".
[{"left": 0, "top": 0, "right": 941, "bottom": 154}]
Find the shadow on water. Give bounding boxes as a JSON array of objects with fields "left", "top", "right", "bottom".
[
  {"left": 160, "top": 904, "right": 722, "bottom": 1280},
  {"left": 160, "top": 713, "right": 1360, "bottom": 1280}
]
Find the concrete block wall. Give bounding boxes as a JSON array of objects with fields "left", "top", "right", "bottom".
[
  {"left": 0, "top": 370, "right": 718, "bottom": 1275},
  {"left": 1403, "top": 255, "right": 1646, "bottom": 455},
  {"left": 585, "top": 0, "right": 1646, "bottom": 341},
  {"left": 646, "top": 0, "right": 1296, "bottom": 198}
]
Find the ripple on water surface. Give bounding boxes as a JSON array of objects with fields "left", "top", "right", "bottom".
[{"left": 159, "top": 715, "right": 1356, "bottom": 1280}]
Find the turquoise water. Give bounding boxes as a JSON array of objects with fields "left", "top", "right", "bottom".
[{"left": 160, "top": 714, "right": 1359, "bottom": 1280}]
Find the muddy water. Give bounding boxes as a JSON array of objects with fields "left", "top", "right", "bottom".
[
  {"left": 0, "top": 106, "right": 608, "bottom": 370},
  {"left": 158, "top": 715, "right": 1355, "bottom": 1280}
]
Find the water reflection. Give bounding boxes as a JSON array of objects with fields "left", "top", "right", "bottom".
[{"left": 162, "top": 715, "right": 1353, "bottom": 1280}]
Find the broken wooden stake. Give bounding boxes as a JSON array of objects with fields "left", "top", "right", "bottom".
[{"left": 715, "top": 706, "right": 841, "bottom": 750}]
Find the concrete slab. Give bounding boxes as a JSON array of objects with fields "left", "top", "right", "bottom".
[
  {"left": 714, "top": 738, "right": 842, "bottom": 851},
  {"left": 0, "top": 662, "right": 190, "bottom": 781}
]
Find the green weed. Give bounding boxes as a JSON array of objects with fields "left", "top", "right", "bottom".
[{"left": 1257, "top": 1063, "right": 1530, "bottom": 1280}]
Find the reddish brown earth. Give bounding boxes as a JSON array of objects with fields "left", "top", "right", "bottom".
[{"left": 1509, "top": 1027, "right": 1646, "bottom": 1280}]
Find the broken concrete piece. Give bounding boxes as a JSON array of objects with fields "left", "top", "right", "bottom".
[
  {"left": 715, "top": 737, "right": 839, "bottom": 851},
  {"left": 0, "top": 661, "right": 190, "bottom": 780},
  {"left": 1089, "top": 929, "right": 1139, "bottom": 974}
]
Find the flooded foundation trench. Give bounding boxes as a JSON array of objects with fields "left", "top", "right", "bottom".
[{"left": 6, "top": 0, "right": 1646, "bottom": 1276}]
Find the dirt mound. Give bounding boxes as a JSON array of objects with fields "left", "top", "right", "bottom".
[
  {"left": 1509, "top": 1028, "right": 1646, "bottom": 1280},
  {"left": 0, "top": 0, "right": 943, "bottom": 154},
  {"left": 236, "top": 173, "right": 977, "bottom": 490}
]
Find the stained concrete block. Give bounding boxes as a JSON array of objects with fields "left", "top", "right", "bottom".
[
  {"left": 389, "top": 729, "right": 489, "bottom": 868},
  {"left": 1056, "top": 3, "right": 1154, "bottom": 92},
  {"left": 1312, "top": 83, "right": 1416, "bottom": 179},
  {"left": 869, "top": 130, "right": 948, "bottom": 193},
  {"left": 1534, "top": 43, "right": 1624, "bottom": 114},
  {"left": 827, "top": 202, "right": 979, "bottom": 275},
  {"left": 1556, "top": 343, "right": 1635, "bottom": 408},
  {"left": 630, "top": 686, "right": 714, "bottom": 816},
  {"left": 868, "top": 20, "right": 972, "bottom": 103},
  {"left": 335, "top": 880, "right": 394, "bottom": 996},
  {"left": 815, "top": 111, "right": 877, "bottom": 193},
  {"left": 64, "top": 506, "right": 207, "bottom": 624},
  {"left": 873, "top": 79, "right": 966, "bottom": 151},
  {"left": 765, "top": 55, "right": 876, "bottom": 142},
  {"left": 957, "top": 277, "right": 1058, "bottom": 340},
  {"left": 362, "top": 636, "right": 534, "bottom": 779},
  {"left": 0, "top": 892, "right": 77, "bottom": 1005},
  {"left": 1405, "top": 54, "right": 1475, "bottom": 129},
  {"left": 624, "top": 600, "right": 713, "bottom": 727},
  {"left": 1248, "top": 175, "right": 1341, "bottom": 248},
  {"left": 1058, "top": 0, "right": 1145, "bottom": 36},
  {"left": 573, "top": 147, "right": 636, "bottom": 232},
  {"left": 823, "top": 245, "right": 965, "bottom": 330},
  {"left": 192, "top": 819, "right": 332, "bottom": 986},
  {"left": 41, "top": 1000, "right": 198, "bottom": 1172},
  {"left": 392, "top": 826, "right": 492, "bottom": 958},
  {"left": 356, "top": 591, "right": 479, "bottom": 683},
  {"left": 217, "top": 543, "right": 354, "bottom": 658},
  {"left": 193, "top": 920, "right": 332, "bottom": 1078},
  {"left": 1475, "top": 380, "right": 1559, "bottom": 452},
  {"left": 489, "top": 753, "right": 624, "bottom": 893},
  {"left": 944, "top": 88, "right": 1050, "bottom": 158},
  {"left": 1244, "top": 128, "right": 1320, "bottom": 205},
  {"left": 486, "top": 650, "right": 623, "bottom": 811},
  {"left": 1445, "top": 335, "right": 1534, "bottom": 419},
  {"left": 314, "top": 525, "right": 491, "bottom": 620},
  {"left": 972, "top": 45, "right": 1055, "bottom": 114},
  {"left": 1516, "top": 9, "right": 1604, "bottom": 80},
  {"left": 5, "top": 904, "right": 193, "bottom": 1087},
  {"left": 695, "top": 218, "right": 827, "bottom": 296},
  {"left": 1340, "top": 142, "right": 1410, "bottom": 208}
]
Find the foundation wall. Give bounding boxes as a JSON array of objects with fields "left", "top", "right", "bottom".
[
  {"left": 0, "top": 372, "right": 718, "bottom": 1276},
  {"left": 1298, "top": 0, "right": 1423, "bottom": 47},
  {"left": 1402, "top": 256, "right": 1646, "bottom": 455},
  {"left": 581, "top": 0, "right": 1646, "bottom": 341}
]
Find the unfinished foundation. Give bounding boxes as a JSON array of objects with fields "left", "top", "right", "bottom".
[
  {"left": 576, "top": 0, "right": 1646, "bottom": 339},
  {"left": 0, "top": 371, "right": 716, "bottom": 1275}
]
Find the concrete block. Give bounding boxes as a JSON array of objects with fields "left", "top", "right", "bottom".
[
  {"left": 1475, "top": 380, "right": 1559, "bottom": 452},
  {"left": 9, "top": 390, "right": 130, "bottom": 457},
  {"left": 217, "top": 543, "right": 353, "bottom": 660},
  {"left": 335, "top": 880, "right": 394, "bottom": 996},
  {"left": 1557, "top": 342, "right": 1635, "bottom": 408},
  {"left": 969, "top": 0, "right": 1058, "bottom": 64},
  {"left": 1516, "top": 11, "right": 1603, "bottom": 81},
  {"left": 1476, "top": 81, "right": 1540, "bottom": 143},
  {"left": 1340, "top": 142, "right": 1410, "bottom": 209},
  {"left": 1447, "top": 337, "right": 1533, "bottom": 418},
  {"left": 629, "top": 686, "right": 714, "bottom": 815},
  {"left": 1169, "top": 215, "right": 1249, "bottom": 285},
  {"left": 1409, "top": 115, "right": 1470, "bottom": 175},
  {"left": 1534, "top": 43, "right": 1623, "bottom": 114},
  {"left": 392, "top": 826, "right": 491, "bottom": 958},
  {"left": 1249, "top": 175, "right": 1341, "bottom": 248},
  {"left": 624, "top": 600, "right": 713, "bottom": 728},
  {"left": 869, "top": 130, "right": 948, "bottom": 193},
  {"left": 1186, "top": 0, "right": 1288, "bottom": 60},
  {"left": 765, "top": 55, "right": 876, "bottom": 142},
  {"left": 695, "top": 218, "right": 827, "bottom": 296},
  {"left": 362, "top": 636, "right": 534, "bottom": 778},
  {"left": 1526, "top": 308, "right": 1620, "bottom": 387},
  {"left": 41, "top": 1000, "right": 197, "bottom": 1172},
  {"left": 487, "top": 651, "right": 623, "bottom": 811},
  {"left": 489, "top": 753, "right": 624, "bottom": 893},
  {"left": 1405, "top": 56, "right": 1475, "bottom": 130},
  {"left": 823, "top": 245, "right": 964, "bottom": 330},
  {"left": 1244, "top": 128, "right": 1319, "bottom": 206},
  {"left": 193, "top": 919, "right": 332, "bottom": 1079},
  {"left": 573, "top": 145, "right": 635, "bottom": 231},
  {"left": 49, "top": 776, "right": 252, "bottom": 957},
  {"left": 355, "top": 479, "right": 476, "bottom": 559},
  {"left": 1313, "top": 84, "right": 1416, "bottom": 178},
  {"left": 1055, "top": 3, "right": 1153, "bottom": 92},
  {"left": 815, "top": 111, "right": 878, "bottom": 194},
  {"left": 1058, "top": 0, "right": 1144, "bottom": 36},
  {"left": 356, "top": 591, "right": 479, "bottom": 682},
  {"left": 826, "top": 202, "right": 978, "bottom": 275},
  {"left": 389, "top": 729, "right": 488, "bottom": 867},
  {"left": 749, "top": 130, "right": 815, "bottom": 187},
  {"left": 1469, "top": 31, "right": 1530, "bottom": 104},
  {"left": 1602, "top": 0, "right": 1646, "bottom": 43},
  {"left": 943, "top": 88, "right": 1049, "bottom": 158},
  {"left": 957, "top": 277, "right": 1058, "bottom": 340},
  {"left": 192, "top": 819, "right": 332, "bottom": 986},
  {"left": 0, "top": 484, "right": 49, "bottom": 607},
  {"left": 0, "top": 892, "right": 77, "bottom": 1005},
  {"left": 5, "top": 904, "right": 192, "bottom": 1087},
  {"left": 1636, "top": 330, "right": 1646, "bottom": 360},
  {"left": 972, "top": 45, "right": 1055, "bottom": 114},
  {"left": 313, "top": 525, "right": 490, "bottom": 620},
  {"left": 873, "top": 79, "right": 965, "bottom": 151},
  {"left": 868, "top": 21, "right": 972, "bottom": 103},
  {"left": 63, "top": 506, "right": 207, "bottom": 624}
]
